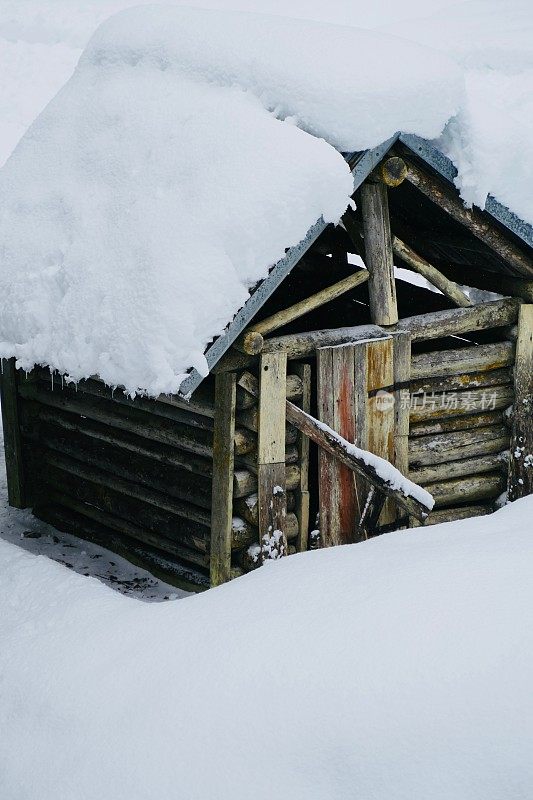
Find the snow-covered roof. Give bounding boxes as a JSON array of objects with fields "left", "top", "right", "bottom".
[{"left": 0, "top": 4, "right": 531, "bottom": 397}]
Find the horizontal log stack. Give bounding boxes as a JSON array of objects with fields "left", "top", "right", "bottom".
[{"left": 406, "top": 337, "right": 515, "bottom": 523}]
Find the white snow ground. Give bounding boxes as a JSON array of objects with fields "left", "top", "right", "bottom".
[{"left": 1, "top": 443, "right": 532, "bottom": 798}]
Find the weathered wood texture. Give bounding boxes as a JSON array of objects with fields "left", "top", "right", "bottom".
[
  {"left": 261, "top": 325, "right": 386, "bottom": 360},
  {"left": 508, "top": 305, "right": 533, "bottom": 500},
  {"left": 210, "top": 372, "right": 237, "bottom": 587},
  {"left": 293, "top": 362, "right": 311, "bottom": 552},
  {"left": 435, "top": 263, "right": 533, "bottom": 302},
  {"left": 410, "top": 504, "right": 492, "bottom": 528},
  {"left": 409, "top": 425, "right": 510, "bottom": 468},
  {"left": 425, "top": 472, "right": 506, "bottom": 508},
  {"left": 250, "top": 270, "right": 369, "bottom": 337},
  {"left": 0, "top": 358, "right": 27, "bottom": 507},
  {"left": 317, "top": 345, "right": 360, "bottom": 546},
  {"left": 257, "top": 353, "right": 288, "bottom": 559},
  {"left": 409, "top": 385, "right": 513, "bottom": 423},
  {"left": 396, "top": 298, "right": 520, "bottom": 341},
  {"left": 403, "top": 158, "right": 533, "bottom": 277},
  {"left": 360, "top": 181, "right": 398, "bottom": 326},
  {"left": 410, "top": 451, "right": 508, "bottom": 485},
  {"left": 392, "top": 236, "right": 471, "bottom": 307},
  {"left": 410, "top": 341, "right": 515, "bottom": 380}
]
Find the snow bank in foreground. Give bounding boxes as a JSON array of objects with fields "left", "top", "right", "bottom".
[
  {"left": 1, "top": 498, "right": 533, "bottom": 799},
  {"left": 0, "top": 5, "right": 461, "bottom": 395}
]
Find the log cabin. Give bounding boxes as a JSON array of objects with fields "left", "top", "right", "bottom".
[{"left": 1, "top": 132, "right": 532, "bottom": 591}]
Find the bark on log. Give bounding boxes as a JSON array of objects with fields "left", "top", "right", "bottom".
[
  {"left": 410, "top": 341, "right": 515, "bottom": 380},
  {"left": 360, "top": 180, "right": 398, "bottom": 326},
  {"left": 249, "top": 269, "right": 369, "bottom": 337},
  {"left": 410, "top": 504, "right": 492, "bottom": 528},
  {"left": 410, "top": 367, "right": 512, "bottom": 395},
  {"left": 409, "top": 385, "right": 513, "bottom": 423},
  {"left": 409, "top": 425, "right": 511, "bottom": 468},
  {"left": 409, "top": 410, "right": 506, "bottom": 437},
  {"left": 424, "top": 471, "right": 506, "bottom": 508},
  {"left": 395, "top": 298, "right": 520, "bottom": 341},
  {"left": 410, "top": 451, "right": 508, "bottom": 485},
  {"left": 261, "top": 325, "right": 387, "bottom": 359}
]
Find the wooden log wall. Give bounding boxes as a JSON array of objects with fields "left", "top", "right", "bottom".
[{"left": 230, "top": 364, "right": 310, "bottom": 575}]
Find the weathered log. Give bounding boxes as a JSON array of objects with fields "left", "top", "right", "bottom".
[
  {"left": 293, "top": 361, "right": 312, "bottom": 552},
  {"left": 29, "top": 425, "right": 213, "bottom": 509},
  {"left": 231, "top": 513, "right": 298, "bottom": 550},
  {"left": 19, "top": 381, "right": 216, "bottom": 458},
  {"left": 0, "top": 358, "right": 27, "bottom": 508},
  {"left": 233, "top": 464, "right": 301, "bottom": 499},
  {"left": 236, "top": 372, "right": 303, "bottom": 408},
  {"left": 410, "top": 451, "right": 508, "bottom": 485},
  {"left": 409, "top": 385, "right": 513, "bottom": 423},
  {"left": 410, "top": 341, "right": 515, "bottom": 380},
  {"left": 234, "top": 491, "right": 296, "bottom": 527},
  {"left": 249, "top": 269, "right": 369, "bottom": 337},
  {"left": 35, "top": 369, "right": 215, "bottom": 430},
  {"left": 261, "top": 324, "right": 387, "bottom": 359},
  {"left": 27, "top": 406, "right": 214, "bottom": 477},
  {"left": 410, "top": 367, "right": 512, "bottom": 395},
  {"left": 210, "top": 372, "right": 237, "bottom": 586},
  {"left": 378, "top": 156, "right": 408, "bottom": 187},
  {"left": 508, "top": 304, "right": 533, "bottom": 500},
  {"left": 409, "top": 410, "right": 506, "bottom": 437},
  {"left": 425, "top": 471, "right": 506, "bottom": 508},
  {"left": 409, "top": 425, "right": 511, "bottom": 468},
  {"left": 410, "top": 504, "right": 492, "bottom": 528},
  {"left": 285, "top": 401, "right": 432, "bottom": 520},
  {"left": 392, "top": 236, "right": 471, "bottom": 308},
  {"left": 36, "top": 447, "right": 212, "bottom": 527},
  {"left": 360, "top": 180, "right": 398, "bottom": 326},
  {"left": 395, "top": 298, "right": 520, "bottom": 341},
  {"left": 403, "top": 158, "right": 533, "bottom": 277},
  {"left": 233, "top": 330, "right": 265, "bottom": 355},
  {"left": 42, "top": 467, "right": 209, "bottom": 553},
  {"left": 236, "top": 444, "right": 298, "bottom": 473},
  {"left": 42, "top": 491, "right": 208, "bottom": 568}
]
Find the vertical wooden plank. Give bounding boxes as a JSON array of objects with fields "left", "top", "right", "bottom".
[
  {"left": 0, "top": 358, "right": 27, "bottom": 508},
  {"left": 317, "top": 347, "right": 336, "bottom": 546},
  {"left": 210, "top": 372, "right": 237, "bottom": 587},
  {"left": 258, "top": 352, "right": 288, "bottom": 560},
  {"left": 392, "top": 332, "right": 411, "bottom": 526},
  {"left": 293, "top": 362, "right": 311, "bottom": 552},
  {"left": 361, "top": 180, "right": 398, "bottom": 326},
  {"left": 508, "top": 304, "right": 533, "bottom": 501},
  {"left": 366, "top": 338, "right": 395, "bottom": 524},
  {"left": 318, "top": 344, "right": 362, "bottom": 546}
]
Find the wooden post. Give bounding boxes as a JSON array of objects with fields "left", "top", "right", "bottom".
[
  {"left": 0, "top": 358, "right": 27, "bottom": 508},
  {"left": 258, "top": 353, "right": 288, "bottom": 560},
  {"left": 392, "top": 332, "right": 411, "bottom": 525},
  {"left": 508, "top": 304, "right": 533, "bottom": 500},
  {"left": 210, "top": 372, "right": 237, "bottom": 586},
  {"left": 317, "top": 345, "right": 359, "bottom": 546},
  {"left": 293, "top": 362, "right": 311, "bottom": 553},
  {"left": 366, "top": 338, "right": 396, "bottom": 525},
  {"left": 360, "top": 181, "right": 398, "bottom": 326}
]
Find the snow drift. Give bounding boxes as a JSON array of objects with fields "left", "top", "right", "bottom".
[
  {"left": 1, "top": 497, "right": 533, "bottom": 799},
  {"left": 0, "top": 5, "right": 462, "bottom": 396}
]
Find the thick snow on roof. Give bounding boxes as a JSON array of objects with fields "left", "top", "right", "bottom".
[
  {"left": 0, "top": 5, "right": 461, "bottom": 395},
  {"left": 1, "top": 497, "right": 533, "bottom": 798}
]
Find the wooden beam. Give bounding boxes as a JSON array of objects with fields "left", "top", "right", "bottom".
[
  {"left": 360, "top": 180, "right": 398, "bottom": 325},
  {"left": 285, "top": 401, "right": 432, "bottom": 520},
  {"left": 508, "top": 304, "right": 533, "bottom": 500},
  {"left": 257, "top": 353, "right": 288, "bottom": 560},
  {"left": 434, "top": 262, "right": 533, "bottom": 303},
  {"left": 210, "top": 372, "right": 237, "bottom": 587},
  {"left": 410, "top": 384, "right": 514, "bottom": 424},
  {"left": 396, "top": 297, "right": 520, "bottom": 341},
  {"left": 403, "top": 158, "right": 533, "bottom": 277},
  {"left": 410, "top": 451, "right": 508, "bottom": 485},
  {"left": 261, "top": 324, "right": 387, "bottom": 359},
  {"left": 425, "top": 472, "right": 506, "bottom": 508},
  {"left": 0, "top": 358, "right": 27, "bottom": 508},
  {"left": 249, "top": 269, "right": 369, "bottom": 337},
  {"left": 411, "top": 341, "right": 515, "bottom": 380},
  {"left": 392, "top": 236, "right": 472, "bottom": 307},
  {"left": 293, "top": 362, "right": 311, "bottom": 553},
  {"left": 409, "top": 425, "right": 510, "bottom": 468}
]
